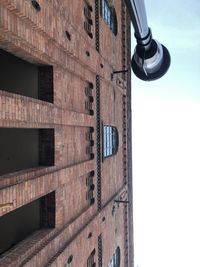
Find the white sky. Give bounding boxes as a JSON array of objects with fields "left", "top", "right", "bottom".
[{"left": 132, "top": 1, "right": 200, "bottom": 267}]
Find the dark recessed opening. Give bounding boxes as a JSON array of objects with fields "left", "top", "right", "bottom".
[
  {"left": 65, "top": 31, "right": 71, "bottom": 41},
  {"left": 89, "top": 127, "right": 94, "bottom": 133},
  {"left": 86, "top": 50, "right": 90, "bottom": 57},
  {"left": 88, "top": 232, "right": 92, "bottom": 239},
  {"left": 85, "top": 100, "right": 94, "bottom": 116},
  {"left": 31, "top": 0, "right": 41, "bottom": 11},
  {"left": 100, "top": 63, "right": 104, "bottom": 68},
  {"left": 89, "top": 96, "right": 94, "bottom": 102},
  {"left": 88, "top": 4, "right": 93, "bottom": 12},
  {"left": 0, "top": 128, "right": 54, "bottom": 176},
  {"left": 87, "top": 249, "right": 96, "bottom": 267},
  {"left": 89, "top": 110, "right": 94, "bottom": 116},
  {"left": 112, "top": 205, "right": 115, "bottom": 216},
  {"left": 115, "top": 246, "right": 121, "bottom": 267},
  {"left": 0, "top": 191, "right": 55, "bottom": 256},
  {"left": 67, "top": 255, "right": 73, "bottom": 264},
  {"left": 88, "top": 32, "right": 93, "bottom": 39},
  {"left": 90, "top": 184, "right": 95, "bottom": 191},
  {"left": 90, "top": 140, "right": 94, "bottom": 146},
  {"left": 90, "top": 153, "right": 94, "bottom": 160},
  {"left": 84, "top": 1, "right": 93, "bottom": 39},
  {"left": 90, "top": 170, "right": 95, "bottom": 176},
  {"left": 102, "top": 217, "right": 105, "bottom": 222},
  {"left": 84, "top": 22, "right": 93, "bottom": 39},
  {"left": 88, "top": 18, "right": 93, "bottom": 25},
  {"left": 0, "top": 49, "right": 53, "bottom": 103},
  {"left": 88, "top": 82, "right": 93, "bottom": 89},
  {"left": 90, "top": 198, "right": 95, "bottom": 205},
  {"left": 86, "top": 175, "right": 92, "bottom": 186}
]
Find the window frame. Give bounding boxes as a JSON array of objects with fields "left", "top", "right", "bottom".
[
  {"left": 102, "top": 123, "right": 119, "bottom": 160},
  {"left": 100, "top": 0, "right": 118, "bottom": 36},
  {"left": 108, "top": 246, "right": 121, "bottom": 267}
]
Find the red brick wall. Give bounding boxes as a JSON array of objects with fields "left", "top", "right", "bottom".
[{"left": 0, "top": 0, "right": 132, "bottom": 266}]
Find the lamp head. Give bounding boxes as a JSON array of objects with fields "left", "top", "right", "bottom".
[{"left": 132, "top": 38, "right": 171, "bottom": 81}]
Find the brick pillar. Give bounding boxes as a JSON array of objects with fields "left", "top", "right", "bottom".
[
  {"left": 40, "top": 191, "right": 55, "bottom": 228},
  {"left": 38, "top": 66, "right": 54, "bottom": 103},
  {"left": 39, "top": 129, "right": 54, "bottom": 166}
]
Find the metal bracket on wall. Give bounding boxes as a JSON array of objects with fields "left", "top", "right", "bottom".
[{"left": 111, "top": 69, "right": 129, "bottom": 80}]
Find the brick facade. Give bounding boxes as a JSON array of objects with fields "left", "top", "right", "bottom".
[{"left": 0, "top": 0, "right": 133, "bottom": 266}]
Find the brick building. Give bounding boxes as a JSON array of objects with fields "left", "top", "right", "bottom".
[{"left": 0, "top": 0, "right": 133, "bottom": 266}]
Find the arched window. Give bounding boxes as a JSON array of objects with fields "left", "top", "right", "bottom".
[
  {"left": 103, "top": 125, "right": 119, "bottom": 158},
  {"left": 100, "top": 0, "right": 118, "bottom": 36},
  {"left": 108, "top": 246, "right": 121, "bottom": 267}
]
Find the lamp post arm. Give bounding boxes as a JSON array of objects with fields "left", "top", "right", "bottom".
[
  {"left": 124, "top": 0, "right": 149, "bottom": 39},
  {"left": 124, "top": 0, "right": 171, "bottom": 81}
]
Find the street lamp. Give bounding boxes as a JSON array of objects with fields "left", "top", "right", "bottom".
[{"left": 125, "top": 0, "right": 171, "bottom": 81}]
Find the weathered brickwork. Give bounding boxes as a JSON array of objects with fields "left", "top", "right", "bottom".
[{"left": 0, "top": 0, "right": 133, "bottom": 266}]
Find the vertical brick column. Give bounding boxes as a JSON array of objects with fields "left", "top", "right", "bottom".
[
  {"left": 39, "top": 129, "right": 55, "bottom": 166},
  {"left": 38, "top": 66, "right": 54, "bottom": 103},
  {"left": 40, "top": 191, "right": 55, "bottom": 228}
]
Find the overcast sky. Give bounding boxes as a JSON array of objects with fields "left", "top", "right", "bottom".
[{"left": 132, "top": 1, "right": 200, "bottom": 267}]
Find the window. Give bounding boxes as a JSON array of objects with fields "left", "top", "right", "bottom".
[
  {"left": 86, "top": 171, "right": 95, "bottom": 205},
  {"left": 0, "top": 191, "right": 55, "bottom": 256},
  {"left": 100, "top": 0, "right": 118, "bottom": 35},
  {"left": 85, "top": 81, "right": 94, "bottom": 116},
  {"left": 84, "top": 1, "right": 93, "bottom": 38},
  {"left": 0, "top": 49, "right": 53, "bottom": 103},
  {"left": 87, "top": 249, "right": 96, "bottom": 267},
  {"left": 103, "top": 125, "right": 118, "bottom": 158},
  {"left": 108, "top": 247, "right": 120, "bottom": 267},
  {"left": 0, "top": 128, "right": 54, "bottom": 176}
]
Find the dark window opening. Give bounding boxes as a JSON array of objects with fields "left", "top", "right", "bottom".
[
  {"left": 31, "top": 0, "right": 41, "bottom": 11},
  {"left": 108, "top": 246, "right": 121, "bottom": 267},
  {"left": 100, "top": 0, "right": 118, "bottom": 35},
  {"left": 103, "top": 125, "right": 119, "bottom": 159},
  {"left": 86, "top": 171, "right": 95, "bottom": 205},
  {"left": 88, "top": 232, "right": 92, "bottom": 239},
  {"left": 85, "top": 81, "right": 94, "bottom": 116},
  {"left": 84, "top": 21, "right": 93, "bottom": 38},
  {"left": 0, "top": 49, "right": 53, "bottom": 103},
  {"left": 84, "top": 1, "right": 93, "bottom": 38},
  {"left": 85, "top": 101, "right": 94, "bottom": 115},
  {"left": 86, "top": 50, "right": 90, "bottom": 57},
  {"left": 0, "top": 191, "right": 55, "bottom": 256},
  {"left": 87, "top": 249, "right": 96, "bottom": 267},
  {"left": 65, "top": 31, "right": 71, "bottom": 41},
  {"left": 0, "top": 128, "right": 54, "bottom": 176},
  {"left": 67, "top": 255, "right": 73, "bottom": 264}
]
